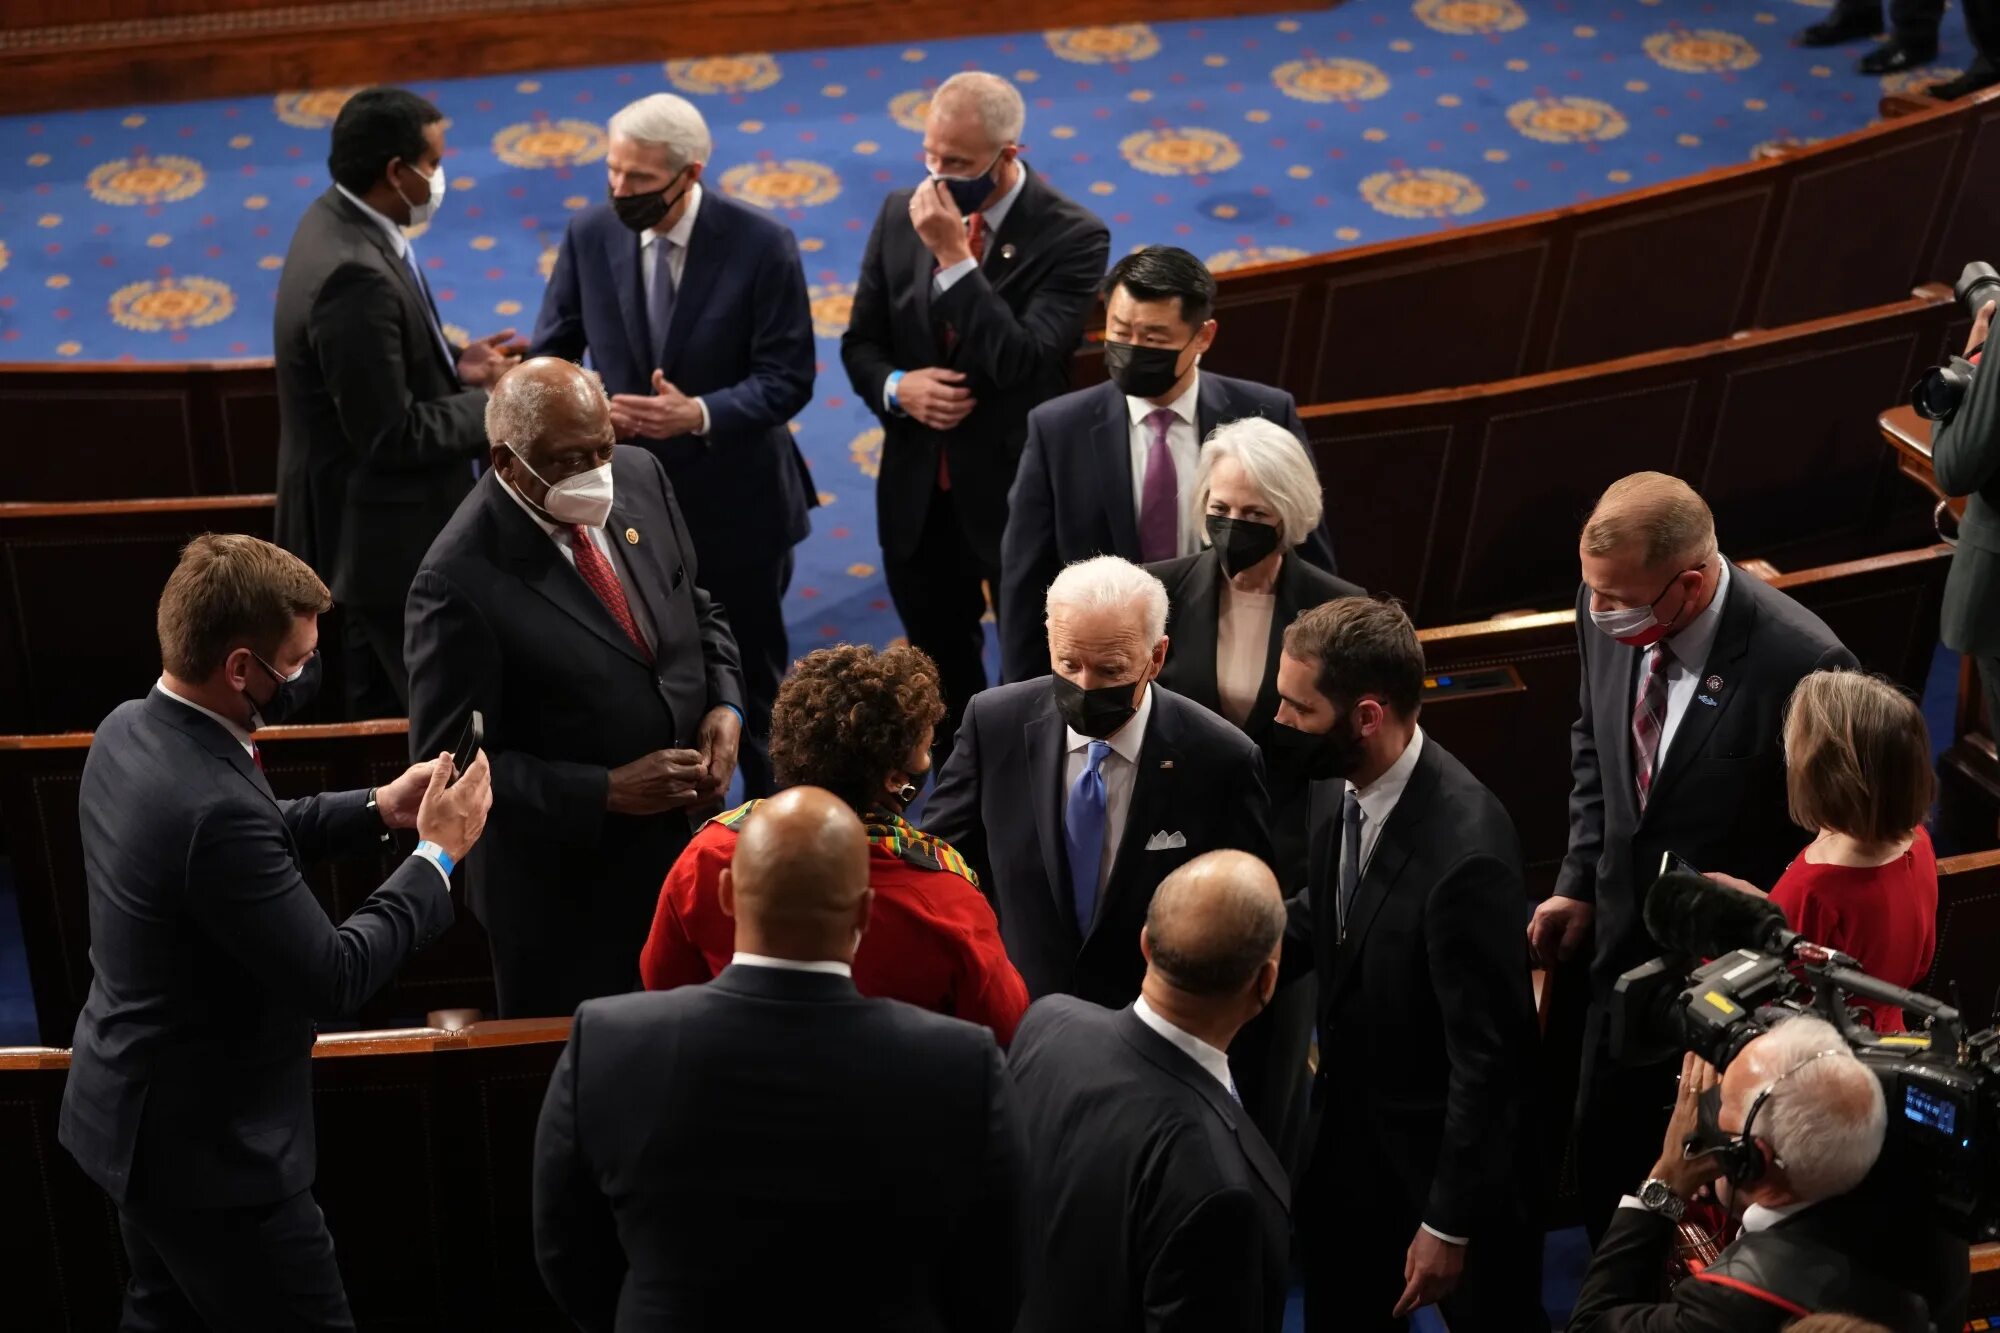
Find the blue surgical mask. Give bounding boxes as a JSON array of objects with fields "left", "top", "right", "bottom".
[{"left": 930, "top": 150, "right": 1004, "bottom": 216}]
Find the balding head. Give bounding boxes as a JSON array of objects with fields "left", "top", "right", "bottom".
[
  {"left": 1139, "top": 852, "right": 1286, "bottom": 1047},
  {"left": 487, "top": 358, "right": 617, "bottom": 520},
  {"left": 1721, "top": 1015, "right": 1886, "bottom": 1207},
  {"left": 1579, "top": 472, "right": 1722, "bottom": 637},
  {"left": 721, "top": 786, "right": 874, "bottom": 963}
]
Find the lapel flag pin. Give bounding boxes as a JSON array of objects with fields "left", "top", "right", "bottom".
[
  {"left": 1705, "top": 674, "right": 1723, "bottom": 692},
  {"left": 625, "top": 528, "right": 640, "bottom": 545},
  {"left": 1000, "top": 243, "right": 1017, "bottom": 260}
]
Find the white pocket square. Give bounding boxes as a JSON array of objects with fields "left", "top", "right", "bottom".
[{"left": 1145, "top": 830, "right": 1188, "bottom": 852}]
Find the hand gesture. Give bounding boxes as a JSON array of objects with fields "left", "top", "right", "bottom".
[
  {"left": 458, "top": 329, "right": 526, "bottom": 388},
  {"left": 909, "top": 179, "right": 974, "bottom": 266},
  {"left": 415, "top": 750, "right": 492, "bottom": 862},
  {"left": 1391, "top": 1228, "right": 1465, "bottom": 1319},
  {"left": 607, "top": 748, "right": 712, "bottom": 815},
  {"left": 1648, "top": 1052, "right": 1725, "bottom": 1202},
  {"left": 897, "top": 367, "right": 977, "bottom": 432},
  {"left": 374, "top": 759, "right": 438, "bottom": 830},
  {"left": 1526, "top": 895, "right": 1594, "bottom": 967},
  {"left": 609, "top": 370, "right": 704, "bottom": 440},
  {"left": 695, "top": 706, "right": 742, "bottom": 801},
  {"left": 1968, "top": 300, "right": 1995, "bottom": 359}
]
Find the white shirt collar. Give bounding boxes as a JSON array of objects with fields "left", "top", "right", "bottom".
[
  {"left": 1739, "top": 1199, "right": 1813, "bottom": 1234},
  {"left": 730, "top": 951, "right": 853, "bottom": 978},
  {"left": 1133, "top": 996, "right": 1235, "bottom": 1095},
  {"left": 156, "top": 677, "right": 256, "bottom": 757},
  {"left": 1065, "top": 680, "right": 1155, "bottom": 767},
  {"left": 334, "top": 182, "right": 410, "bottom": 260},
  {"left": 974, "top": 159, "right": 1028, "bottom": 236},
  {"left": 638, "top": 181, "right": 703, "bottom": 253},
  {"left": 1126, "top": 368, "right": 1202, "bottom": 430},
  {"left": 1662, "top": 557, "right": 1731, "bottom": 668},
  {"left": 1346, "top": 724, "right": 1425, "bottom": 830}
]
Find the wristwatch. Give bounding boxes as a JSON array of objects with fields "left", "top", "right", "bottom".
[{"left": 1637, "top": 1178, "right": 1687, "bottom": 1221}]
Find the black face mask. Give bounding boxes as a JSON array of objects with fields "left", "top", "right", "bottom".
[
  {"left": 609, "top": 169, "right": 689, "bottom": 234},
  {"left": 248, "top": 650, "right": 321, "bottom": 729},
  {"left": 1265, "top": 714, "right": 1363, "bottom": 784},
  {"left": 1206, "top": 514, "right": 1282, "bottom": 578},
  {"left": 1051, "top": 673, "right": 1143, "bottom": 739},
  {"left": 1103, "top": 338, "right": 1193, "bottom": 400}
]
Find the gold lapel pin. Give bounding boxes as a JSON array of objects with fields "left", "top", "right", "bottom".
[
  {"left": 1000, "top": 243, "right": 1017, "bottom": 260},
  {"left": 1159, "top": 759, "right": 1174, "bottom": 770},
  {"left": 624, "top": 527, "right": 640, "bottom": 545}
]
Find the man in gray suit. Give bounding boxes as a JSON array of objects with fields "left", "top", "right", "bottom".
[{"left": 1934, "top": 298, "right": 2000, "bottom": 729}]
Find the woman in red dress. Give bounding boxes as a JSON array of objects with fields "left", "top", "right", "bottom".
[
  {"left": 1717, "top": 670, "right": 1937, "bottom": 1032},
  {"left": 639, "top": 643, "right": 1030, "bottom": 1043}
]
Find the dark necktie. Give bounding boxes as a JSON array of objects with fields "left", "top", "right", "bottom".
[
  {"left": 1137, "top": 408, "right": 1180, "bottom": 562},
  {"left": 1337, "top": 788, "right": 1363, "bottom": 935},
  {"left": 568, "top": 526, "right": 652, "bottom": 662},
  {"left": 650, "top": 236, "right": 678, "bottom": 369},
  {"left": 1632, "top": 642, "right": 1673, "bottom": 811}
]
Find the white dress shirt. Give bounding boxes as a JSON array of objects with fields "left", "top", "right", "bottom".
[
  {"left": 1344, "top": 725, "right": 1426, "bottom": 874},
  {"left": 1642, "top": 559, "right": 1733, "bottom": 770},
  {"left": 638, "top": 182, "right": 710, "bottom": 437},
  {"left": 1127, "top": 370, "right": 1203, "bottom": 557},
  {"left": 1133, "top": 995, "right": 1238, "bottom": 1099},
  {"left": 1062, "top": 681, "right": 1156, "bottom": 895},
  {"left": 931, "top": 162, "right": 1028, "bottom": 295},
  {"left": 499, "top": 473, "right": 658, "bottom": 653},
  {"left": 1214, "top": 581, "right": 1275, "bottom": 728},
  {"left": 730, "top": 951, "right": 854, "bottom": 978},
  {"left": 335, "top": 182, "right": 412, "bottom": 261}
]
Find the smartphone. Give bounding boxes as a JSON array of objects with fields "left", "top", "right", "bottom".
[
  {"left": 450, "top": 710, "right": 483, "bottom": 786},
  {"left": 1659, "top": 849, "right": 1699, "bottom": 880}
]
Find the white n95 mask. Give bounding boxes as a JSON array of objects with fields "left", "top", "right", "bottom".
[
  {"left": 399, "top": 161, "right": 447, "bottom": 227},
  {"left": 507, "top": 444, "right": 615, "bottom": 529}
]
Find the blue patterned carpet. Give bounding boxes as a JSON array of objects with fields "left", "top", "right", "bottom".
[{"left": 0, "top": 0, "right": 1969, "bottom": 650}]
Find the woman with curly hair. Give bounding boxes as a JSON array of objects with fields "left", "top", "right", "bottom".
[{"left": 638, "top": 643, "right": 1030, "bottom": 1043}]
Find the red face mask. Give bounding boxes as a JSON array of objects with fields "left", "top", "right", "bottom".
[{"left": 1588, "top": 567, "right": 1697, "bottom": 647}]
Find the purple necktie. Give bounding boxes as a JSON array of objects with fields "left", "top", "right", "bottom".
[{"left": 1138, "top": 408, "right": 1180, "bottom": 563}]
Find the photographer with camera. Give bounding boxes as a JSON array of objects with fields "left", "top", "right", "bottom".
[
  {"left": 1570, "top": 1018, "right": 1928, "bottom": 1333},
  {"left": 1924, "top": 269, "right": 2000, "bottom": 742}
]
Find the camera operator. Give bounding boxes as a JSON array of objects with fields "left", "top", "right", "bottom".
[
  {"left": 1570, "top": 1018, "right": 1929, "bottom": 1333},
  {"left": 1932, "top": 293, "right": 2000, "bottom": 738}
]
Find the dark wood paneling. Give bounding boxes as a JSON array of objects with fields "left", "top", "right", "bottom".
[
  {"left": 0, "top": 720, "right": 497, "bottom": 1048},
  {"left": 1929, "top": 850, "right": 2000, "bottom": 1031}
]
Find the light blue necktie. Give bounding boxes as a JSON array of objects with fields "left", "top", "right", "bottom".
[
  {"left": 1337, "top": 788, "right": 1363, "bottom": 935},
  {"left": 1064, "top": 740, "right": 1112, "bottom": 934}
]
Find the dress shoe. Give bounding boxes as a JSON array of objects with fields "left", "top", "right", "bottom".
[
  {"left": 1859, "top": 38, "right": 1939, "bottom": 75},
  {"left": 1927, "top": 60, "right": 2000, "bottom": 99},
  {"left": 1799, "top": 14, "right": 1885, "bottom": 47}
]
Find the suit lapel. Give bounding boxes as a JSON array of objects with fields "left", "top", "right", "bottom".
[
  {"left": 1114, "top": 1009, "right": 1290, "bottom": 1206},
  {"left": 1097, "top": 384, "right": 1143, "bottom": 558},
  {"left": 1324, "top": 741, "right": 1443, "bottom": 1008},
  {"left": 495, "top": 476, "right": 652, "bottom": 667},
  {"left": 609, "top": 230, "right": 651, "bottom": 377},
  {"left": 1645, "top": 571, "right": 1758, "bottom": 810},
  {"left": 1194, "top": 372, "right": 1233, "bottom": 445},
  {"left": 1601, "top": 636, "right": 1640, "bottom": 818},
  {"left": 148, "top": 691, "right": 285, "bottom": 818},
  {"left": 979, "top": 162, "right": 1043, "bottom": 292},
  {"left": 329, "top": 189, "right": 457, "bottom": 383},
  {"left": 1174, "top": 555, "right": 1224, "bottom": 715},
  {"left": 1024, "top": 703, "right": 1074, "bottom": 932},
  {"left": 659, "top": 196, "right": 727, "bottom": 375},
  {"left": 1095, "top": 693, "right": 1177, "bottom": 939},
  {"left": 1242, "top": 557, "right": 1307, "bottom": 744},
  {"left": 604, "top": 485, "right": 672, "bottom": 647}
]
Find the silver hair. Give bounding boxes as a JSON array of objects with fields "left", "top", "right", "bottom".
[
  {"left": 1044, "top": 555, "right": 1169, "bottom": 644},
  {"left": 1192, "top": 417, "right": 1326, "bottom": 550},
  {"left": 931, "top": 71, "right": 1027, "bottom": 146},
  {"left": 607, "top": 93, "right": 713, "bottom": 171},
  {"left": 484, "top": 365, "right": 610, "bottom": 451},
  {"left": 1746, "top": 1014, "right": 1886, "bottom": 1203}
]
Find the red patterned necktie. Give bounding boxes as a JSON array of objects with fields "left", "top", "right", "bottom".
[
  {"left": 1631, "top": 642, "right": 1673, "bottom": 810},
  {"left": 568, "top": 525, "right": 652, "bottom": 662},
  {"left": 934, "top": 213, "right": 986, "bottom": 493}
]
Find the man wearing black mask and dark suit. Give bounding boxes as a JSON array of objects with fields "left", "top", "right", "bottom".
[
  {"left": 1527, "top": 472, "right": 1855, "bottom": 1239},
  {"left": 533, "top": 787, "right": 1020, "bottom": 1332},
  {"left": 1009, "top": 850, "right": 1291, "bottom": 1333},
  {"left": 62, "top": 533, "right": 492, "bottom": 1330},
  {"left": 405, "top": 358, "right": 744, "bottom": 1019},
  {"left": 1000, "top": 246, "right": 1339, "bottom": 684},
  {"left": 1271, "top": 596, "right": 1545, "bottom": 1332},
  {"left": 922, "top": 555, "right": 1271, "bottom": 1007},
  {"left": 530, "top": 92, "right": 816, "bottom": 797},
  {"left": 841, "top": 71, "right": 1109, "bottom": 749},
  {"left": 274, "top": 87, "right": 525, "bottom": 716}
]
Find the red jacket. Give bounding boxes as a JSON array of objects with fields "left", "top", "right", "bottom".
[
  {"left": 639, "top": 801, "right": 1031, "bottom": 1045},
  {"left": 1770, "top": 825, "right": 1938, "bottom": 1033}
]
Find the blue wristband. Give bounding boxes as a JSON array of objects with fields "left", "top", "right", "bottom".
[
  {"left": 414, "top": 840, "right": 456, "bottom": 876},
  {"left": 886, "top": 370, "right": 906, "bottom": 416}
]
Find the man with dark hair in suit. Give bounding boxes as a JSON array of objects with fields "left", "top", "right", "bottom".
[
  {"left": 1271, "top": 595, "right": 1546, "bottom": 1332},
  {"left": 404, "top": 357, "right": 744, "bottom": 1018},
  {"left": 1008, "top": 849, "right": 1291, "bottom": 1333},
  {"left": 922, "top": 554, "right": 1271, "bottom": 1007},
  {"left": 1527, "top": 472, "right": 1857, "bottom": 1239},
  {"left": 61, "top": 532, "right": 491, "bottom": 1331},
  {"left": 841, "top": 71, "right": 1110, "bottom": 750},
  {"left": 999, "top": 245, "right": 1338, "bottom": 683},
  {"left": 530, "top": 92, "right": 816, "bottom": 797},
  {"left": 533, "top": 785, "right": 1020, "bottom": 1332},
  {"left": 273, "top": 86, "right": 525, "bottom": 717}
]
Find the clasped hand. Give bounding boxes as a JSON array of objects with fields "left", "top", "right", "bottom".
[
  {"left": 610, "top": 369, "right": 704, "bottom": 441},
  {"left": 606, "top": 707, "right": 741, "bottom": 816}
]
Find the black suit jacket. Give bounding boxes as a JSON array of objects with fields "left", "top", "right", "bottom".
[
  {"left": 403, "top": 451, "right": 743, "bottom": 1011},
  {"left": 58, "top": 690, "right": 452, "bottom": 1207},
  {"left": 1556, "top": 568, "right": 1856, "bottom": 1004},
  {"left": 921, "top": 679, "right": 1272, "bottom": 1006},
  {"left": 1568, "top": 1202, "right": 1930, "bottom": 1333},
  {"left": 1007, "top": 997, "right": 1289, "bottom": 1333},
  {"left": 1282, "top": 734, "right": 1539, "bottom": 1240},
  {"left": 533, "top": 964, "right": 1020, "bottom": 1333},
  {"left": 999, "top": 375, "right": 1341, "bottom": 682},
  {"left": 529, "top": 190, "right": 817, "bottom": 573},
  {"left": 274, "top": 187, "right": 488, "bottom": 609},
  {"left": 1931, "top": 351, "right": 2000, "bottom": 655},
  {"left": 841, "top": 164, "right": 1110, "bottom": 569}
]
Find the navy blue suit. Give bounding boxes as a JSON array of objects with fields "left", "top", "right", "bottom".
[
  {"left": 531, "top": 188, "right": 814, "bottom": 795},
  {"left": 998, "top": 374, "right": 1339, "bottom": 683},
  {"left": 61, "top": 688, "right": 453, "bottom": 1330}
]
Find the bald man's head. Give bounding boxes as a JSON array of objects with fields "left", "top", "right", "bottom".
[
  {"left": 722, "top": 786, "right": 873, "bottom": 960},
  {"left": 1143, "top": 851, "right": 1286, "bottom": 997}
]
